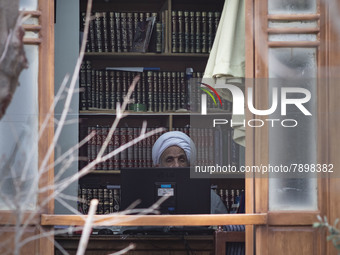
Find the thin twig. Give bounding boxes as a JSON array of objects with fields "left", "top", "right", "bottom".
[{"left": 76, "top": 199, "right": 98, "bottom": 255}]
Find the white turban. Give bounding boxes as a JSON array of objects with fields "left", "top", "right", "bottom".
[{"left": 152, "top": 131, "right": 196, "bottom": 165}]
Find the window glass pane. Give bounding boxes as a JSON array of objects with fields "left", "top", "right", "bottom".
[
  {"left": 19, "top": 0, "right": 38, "bottom": 11},
  {"left": 268, "top": 48, "right": 317, "bottom": 211},
  {"left": 269, "top": 34, "right": 317, "bottom": 42},
  {"left": 268, "top": 0, "right": 316, "bottom": 14},
  {"left": 268, "top": 20, "right": 318, "bottom": 29},
  {"left": 0, "top": 45, "right": 39, "bottom": 210}
]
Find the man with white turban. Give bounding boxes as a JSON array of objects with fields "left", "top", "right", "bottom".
[{"left": 152, "top": 131, "right": 227, "bottom": 214}]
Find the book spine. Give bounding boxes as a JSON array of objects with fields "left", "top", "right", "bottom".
[
  {"left": 127, "top": 12, "right": 134, "bottom": 52},
  {"left": 184, "top": 11, "right": 190, "bottom": 53},
  {"left": 148, "top": 13, "right": 158, "bottom": 52},
  {"left": 80, "top": 12, "right": 91, "bottom": 52},
  {"left": 96, "top": 125, "right": 102, "bottom": 170},
  {"left": 141, "top": 72, "right": 147, "bottom": 106},
  {"left": 121, "top": 71, "right": 128, "bottom": 103},
  {"left": 81, "top": 188, "right": 88, "bottom": 214},
  {"left": 120, "top": 127, "right": 127, "bottom": 168},
  {"left": 113, "top": 128, "right": 120, "bottom": 169},
  {"left": 156, "top": 22, "right": 163, "bottom": 53},
  {"left": 214, "top": 11, "right": 221, "bottom": 37},
  {"left": 131, "top": 72, "right": 138, "bottom": 107},
  {"left": 177, "top": 10, "right": 184, "bottom": 53},
  {"left": 102, "top": 12, "right": 109, "bottom": 52},
  {"left": 176, "top": 71, "right": 181, "bottom": 110},
  {"left": 153, "top": 71, "right": 158, "bottom": 112},
  {"left": 146, "top": 128, "right": 152, "bottom": 167},
  {"left": 139, "top": 12, "right": 145, "bottom": 23},
  {"left": 85, "top": 60, "right": 92, "bottom": 109},
  {"left": 189, "top": 12, "right": 195, "bottom": 53},
  {"left": 113, "top": 188, "right": 120, "bottom": 212},
  {"left": 97, "top": 188, "right": 104, "bottom": 214},
  {"left": 109, "top": 12, "right": 116, "bottom": 52},
  {"left": 78, "top": 186, "right": 82, "bottom": 213},
  {"left": 137, "top": 127, "right": 143, "bottom": 167},
  {"left": 201, "top": 11, "right": 208, "bottom": 53},
  {"left": 171, "top": 11, "right": 177, "bottom": 53},
  {"left": 100, "top": 127, "right": 108, "bottom": 170},
  {"left": 89, "top": 12, "right": 96, "bottom": 52},
  {"left": 208, "top": 12, "right": 214, "bottom": 53},
  {"left": 142, "top": 130, "right": 147, "bottom": 167},
  {"left": 147, "top": 71, "right": 154, "bottom": 112},
  {"left": 87, "top": 126, "right": 93, "bottom": 164},
  {"left": 115, "top": 12, "right": 122, "bottom": 52},
  {"left": 104, "top": 70, "right": 110, "bottom": 109},
  {"left": 195, "top": 12, "right": 202, "bottom": 53},
  {"left": 167, "top": 72, "right": 172, "bottom": 111},
  {"left": 120, "top": 12, "right": 128, "bottom": 52},
  {"left": 127, "top": 127, "right": 134, "bottom": 168},
  {"left": 90, "top": 126, "right": 97, "bottom": 163},
  {"left": 135, "top": 73, "right": 142, "bottom": 105},
  {"left": 79, "top": 61, "right": 87, "bottom": 110},
  {"left": 94, "top": 12, "right": 103, "bottom": 52},
  {"left": 109, "top": 189, "right": 114, "bottom": 213},
  {"left": 161, "top": 10, "right": 166, "bottom": 53},
  {"left": 133, "top": 127, "right": 139, "bottom": 167},
  {"left": 133, "top": 12, "right": 139, "bottom": 36},
  {"left": 98, "top": 70, "right": 105, "bottom": 109},
  {"left": 103, "top": 189, "right": 110, "bottom": 214},
  {"left": 116, "top": 71, "right": 122, "bottom": 105},
  {"left": 162, "top": 71, "right": 167, "bottom": 111},
  {"left": 95, "top": 70, "right": 100, "bottom": 109},
  {"left": 107, "top": 128, "right": 114, "bottom": 170},
  {"left": 180, "top": 72, "right": 186, "bottom": 109},
  {"left": 109, "top": 71, "right": 116, "bottom": 110},
  {"left": 172, "top": 72, "right": 177, "bottom": 111},
  {"left": 157, "top": 72, "right": 163, "bottom": 112}
]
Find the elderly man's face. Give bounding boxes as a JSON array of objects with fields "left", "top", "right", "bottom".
[{"left": 159, "top": 146, "right": 189, "bottom": 167}]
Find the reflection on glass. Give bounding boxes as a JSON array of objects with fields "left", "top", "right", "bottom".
[
  {"left": 19, "top": 0, "right": 37, "bottom": 11},
  {"left": 269, "top": 34, "right": 317, "bottom": 42},
  {"left": 268, "top": 48, "right": 317, "bottom": 211},
  {"left": 268, "top": 0, "right": 316, "bottom": 14},
  {"left": 0, "top": 45, "right": 39, "bottom": 210},
  {"left": 268, "top": 20, "right": 318, "bottom": 29}
]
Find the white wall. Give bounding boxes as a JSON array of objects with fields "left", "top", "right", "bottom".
[{"left": 54, "top": 0, "right": 79, "bottom": 214}]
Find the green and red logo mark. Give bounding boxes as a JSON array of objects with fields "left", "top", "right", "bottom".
[{"left": 199, "top": 83, "right": 222, "bottom": 107}]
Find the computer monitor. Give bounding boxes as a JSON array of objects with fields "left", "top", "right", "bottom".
[{"left": 121, "top": 167, "right": 211, "bottom": 214}]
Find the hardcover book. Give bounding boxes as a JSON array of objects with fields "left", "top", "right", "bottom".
[{"left": 131, "top": 16, "right": 156, "bottom": 52}]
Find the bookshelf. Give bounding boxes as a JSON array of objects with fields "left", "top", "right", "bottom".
[{"left": 77, "top": 0, "right": 245, "bottom": 217}]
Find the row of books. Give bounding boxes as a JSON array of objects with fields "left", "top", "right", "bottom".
[
  {"left": 81, "top": 11, "right": 163, "bottom": 53},
  {"left": 84, "top": 125, "right": 241, "bottom": 170},
  {"left": 171, "top": 10, "right": 221, "bottom": 54},
  {"left": 80, "top": 61, "right": 232, "bottom": 112},
  {"left": 79, "top": 61, "right": 203, "bottom": 111},
  {"left": 212, "top": 188, "right": 245, "bottom": 214},
  {"left": 78, "top": 187, "right": 121, "bottom": 215},
  {"left": 85, "top": 127, "right": 167, "bottom": 170},
  {"left": 174, "top": 126, "right": 241, "bottom": 167},
  {"left": 77, "top": 186, "right": 244, "bottom": 215}
]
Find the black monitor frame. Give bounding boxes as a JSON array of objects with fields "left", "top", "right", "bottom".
[{"left": 120, "top": 167, "right": 211, "bottom": 214}]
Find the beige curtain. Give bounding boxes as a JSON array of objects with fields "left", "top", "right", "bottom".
[{"left": 203, "top": 0, "right": 245, "bottom": 147}]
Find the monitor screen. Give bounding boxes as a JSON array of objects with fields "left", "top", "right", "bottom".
[{"left": 121, "top": 167, "right": 211, "bottom": 214}]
